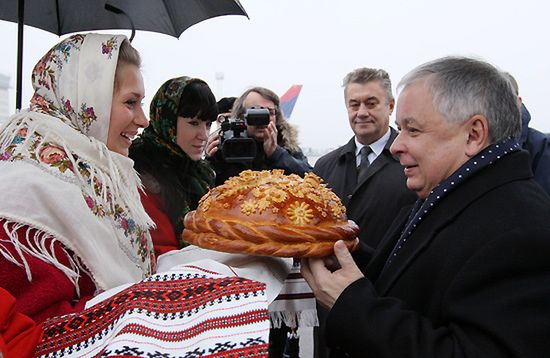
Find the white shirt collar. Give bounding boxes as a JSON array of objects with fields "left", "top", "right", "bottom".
[{"left": 354, "top": 128, "right": 390, "bottom": 158}]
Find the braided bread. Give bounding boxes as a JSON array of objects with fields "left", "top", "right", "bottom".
[{"left": 182, "top": 170, "right": 359, "bottom": 257}]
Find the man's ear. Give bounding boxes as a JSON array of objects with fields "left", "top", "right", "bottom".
[
  {"left": 465, "top": 114, "right": 490, "bottom": 157},
  {"left": 388, "top": 98, "right": 395, "bottom": 115}
]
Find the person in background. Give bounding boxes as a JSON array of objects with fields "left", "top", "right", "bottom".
[
  {"left": 314, "top": 67, "right": 416, "bottom": 254},
  {"left": 0, "top": 33, "right": 154, "bottom": 323},
  {"left": 302, "top": 56, "right": 550, "bottom": 358},
  {"left": 502, "top": 72, "right": 550, "bottom": 195},
  {"left": 206, "top": 86, "right": 312, "bottom": 186},
  {"left": 129, "top": 76, "right": 217, "bottom": 257},
  {"left": 312, "top": 68, "right": 416, "bottom": 358},
  {"left": 215, "top": 96, "right": 237, "bottom": 130},
  {"left": 206, "top": 87, "right": 313, "bottom": 357}
]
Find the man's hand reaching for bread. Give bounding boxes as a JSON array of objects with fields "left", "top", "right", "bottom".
[{"left": 301, "top": 239, "right": 364, "bottom": 309}]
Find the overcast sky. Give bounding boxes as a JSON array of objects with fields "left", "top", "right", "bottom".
[{"left": 0, "top": 0, "right": 549, "bottom": 151}]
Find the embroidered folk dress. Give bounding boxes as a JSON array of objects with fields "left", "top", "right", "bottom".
[
  {"left": 0, "top": 33, "right": 155, "bottom": 324},
  {"left": 0, "top": 34, "right": 272, "bottom": 357}
]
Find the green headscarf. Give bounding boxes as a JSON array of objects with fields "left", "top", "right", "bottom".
[
  {"left": 130, "top": 76, "right": 215, "bottom": 245},
  {"left": 143, "top": 76, "right": 191, "bottom": 155}
]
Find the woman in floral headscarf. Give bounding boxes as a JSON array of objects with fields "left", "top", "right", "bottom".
[
  {"left": 0, "top": 33, "right": 155, "bottom": 323},
  {"left": 129, "top": 77, "right": 217, "bottom": 256},
  {"left": 0, "top": 40, "right": 274, "bottom": 356}
]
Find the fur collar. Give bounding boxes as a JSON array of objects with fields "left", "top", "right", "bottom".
[{"left": 276, "top": 119, "right": 301, "bottom": 153}]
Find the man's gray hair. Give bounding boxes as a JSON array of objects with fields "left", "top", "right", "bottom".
[
  {"left": 342, "top": 68, "right": 394, "bottom": 103},
  {"left": 501, "top": 72, "right": 519, "bottom": 96},
  {"left": 397, "top": 57, "right": 521, "bottom": 143}
]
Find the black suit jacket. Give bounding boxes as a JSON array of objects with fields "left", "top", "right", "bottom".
[
  {"left": 326, "top": 150, "right": 550, "bottom": 358},
  {"left": 314, "top": 128, "right": 416, "bottom": 252}
]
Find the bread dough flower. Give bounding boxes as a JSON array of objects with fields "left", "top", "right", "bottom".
[{"left": 287, "top": 201, "right": 314, "bottom": 226}]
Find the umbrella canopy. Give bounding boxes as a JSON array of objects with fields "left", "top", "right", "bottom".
[{"left": 0, "top": 0, "right": 249, "bottom": 110}]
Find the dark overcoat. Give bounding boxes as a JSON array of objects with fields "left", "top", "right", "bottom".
[
  {"left": 327, "top": 150, "right": 550, "bottom": 358},
  {"left": 314, "top": 128, "right": 416, "bottom": 252}
]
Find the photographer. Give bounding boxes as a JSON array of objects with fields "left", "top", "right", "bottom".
[
  {"left": 206, "top": 87, "right": 312, "bottom": 186},
  {"left": 214, "top": 96, "right": 236, "bottom": 130}
]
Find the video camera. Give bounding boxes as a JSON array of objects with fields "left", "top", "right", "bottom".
[{"left": 219, "top": 107, "right": 271, "bottom": 163}]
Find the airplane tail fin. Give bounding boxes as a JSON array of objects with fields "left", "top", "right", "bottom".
[{"left": 280, "top": 85, "right": 303, "bottom": 119}]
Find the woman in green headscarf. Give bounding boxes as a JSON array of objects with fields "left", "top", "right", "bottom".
[{"left": 129, "top": 76, "right": 217, "bottom": 257}]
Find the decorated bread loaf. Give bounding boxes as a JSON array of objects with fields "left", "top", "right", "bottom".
[{"left": 182, "top": 169, "right": 359, "bottom": 257}]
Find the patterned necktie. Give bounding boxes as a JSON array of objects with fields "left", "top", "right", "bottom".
[{"left": 357, "top": 146, "right": 372, "bottom": 183}]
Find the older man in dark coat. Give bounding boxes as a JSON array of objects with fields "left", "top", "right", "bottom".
[
  {"left": 314, "top": 68, "right": 416, "bottom": 254},
  {"left": 303, "top": 57, "right": 550, "bottom": 358},
  {"left": 313, "top": 68, "right": 416, "bottom": 358}
]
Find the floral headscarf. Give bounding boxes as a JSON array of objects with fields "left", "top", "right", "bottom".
[
  {"left": 145, "top": 76, "right": 192, "bottom": 154},
  {"left": 130, "top": 77, "right": 214, "bottom": 243},
  {"left": 0, "top": 33, "right": 155, "bottom": 292},
  {"left": 30, "top": 34, "right": 117, "bottom": 143}
]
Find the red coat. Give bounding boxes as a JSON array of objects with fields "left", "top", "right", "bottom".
[
  {"left": 139, "top": 189, "right": 179, "bottom": 257},
  {"left": 0, "top": 220, "right": 96, "bottom": 324},
  {"left": 0, "top": 287, "right": 42, "bottom": 357}
]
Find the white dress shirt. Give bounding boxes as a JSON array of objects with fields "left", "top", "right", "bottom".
[{"left": 354, "top": 129, "right": 391, "bottom": 167}]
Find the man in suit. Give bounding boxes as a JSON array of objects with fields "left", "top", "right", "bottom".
[
  {"left": 313, "top": 68, "right": 416, "bottom": 358},
  {"left": 303, "top": 57, "right": 550, "bottom": 358},
  {"left": 314, "top": 67, "right": 416, "bottom": 254}
]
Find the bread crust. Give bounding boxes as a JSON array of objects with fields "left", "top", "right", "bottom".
[{"left": 182, "top": 170, "right": 359, "bottom": 257}]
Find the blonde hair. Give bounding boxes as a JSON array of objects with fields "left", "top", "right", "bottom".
[{"left": 114, "top": 39, "right": 141, "bottom": 88}]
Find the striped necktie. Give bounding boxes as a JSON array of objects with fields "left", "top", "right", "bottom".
[{"left": 357, "top": 146, "right": 372, "bottom": 183}]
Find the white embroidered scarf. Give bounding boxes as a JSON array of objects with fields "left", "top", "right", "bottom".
[
  {"left": 0, "top": 33, "right": 155, "bottom": 293},
  {"left": 36, "top": 263, "right": 270, "bottom": 357}
]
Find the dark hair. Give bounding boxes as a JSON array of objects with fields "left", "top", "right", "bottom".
[
  {"left": 178, "top": 79, "right": 217, "bottom": 122},
  {"left": 217, "top": 97, "right": 237, "bottom": 114}
]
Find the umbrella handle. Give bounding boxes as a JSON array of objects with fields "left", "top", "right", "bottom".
[
  {"left": 104, "top": 4, "right": 136, "bottom": 42},
  {"left": 16, "top": 0, "right": 25, "bottom": 110}
]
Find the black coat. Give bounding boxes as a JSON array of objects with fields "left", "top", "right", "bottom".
[
  {"left": 520, "top": 103, "right": 550, "bottom": 195},
  {"left": 326, "top": 150, "right": 550, "bottom": 358},
  {"left": 314, "top": 129, "right": 416, "bottom": 252},
  {"left": 210, "top": 142, "right": 312, "bottom": 186}
]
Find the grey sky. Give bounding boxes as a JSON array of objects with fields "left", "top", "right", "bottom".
[{"left": 0, "top": 0, "right": 548, "bottom": 151}]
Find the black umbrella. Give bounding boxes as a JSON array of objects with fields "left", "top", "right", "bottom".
[{"left": 0, "top": 0, "right": 249, "bottom": 110}]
